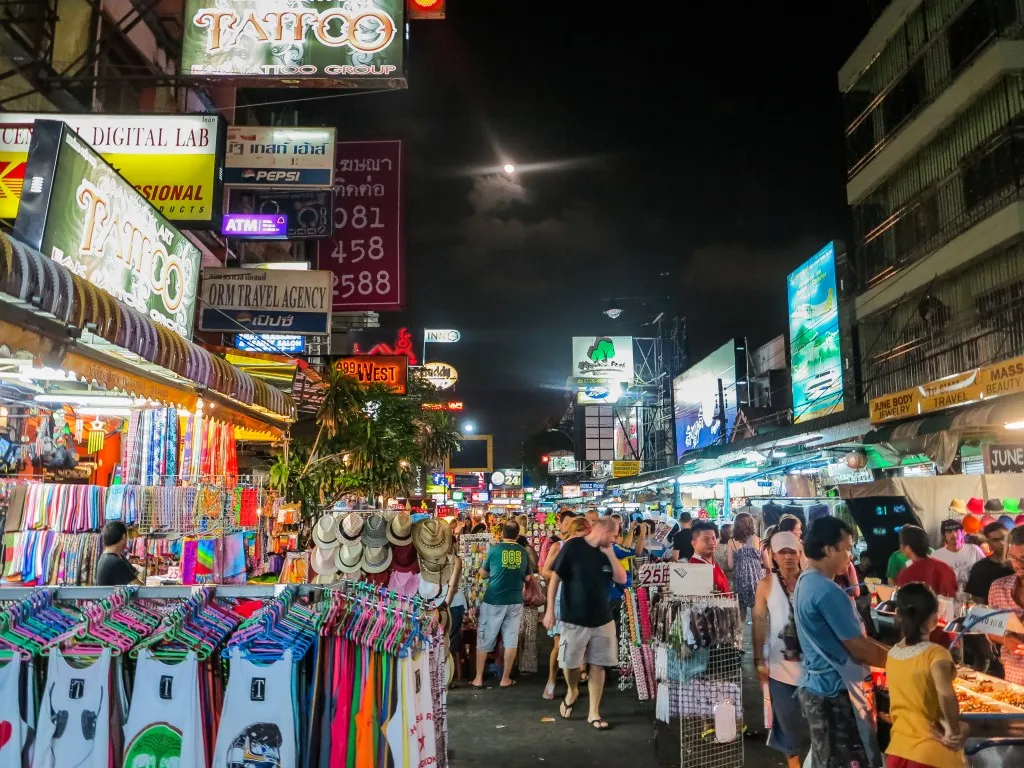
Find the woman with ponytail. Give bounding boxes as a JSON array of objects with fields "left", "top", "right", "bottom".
[{"left": 885, "top": 582, "right": 968, "bottom": 768}]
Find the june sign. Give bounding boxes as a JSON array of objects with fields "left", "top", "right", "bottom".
[
  {"left": 13, "top": 121, "right": 201, "bottom": 338},
  {"left": 180, "top": 0, "right": 406, "bottom": 87}
]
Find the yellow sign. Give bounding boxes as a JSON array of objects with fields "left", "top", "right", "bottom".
[
  {"left": 612, "top": 460, "right": 642, "bottom": 478},
  {"left": 0, "top": 114, "right": 223, "bottom": 225},
  {"left": 870, "top": 354, "right": 1024, "bottom": 424}
]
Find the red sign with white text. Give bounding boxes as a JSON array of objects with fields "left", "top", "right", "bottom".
[{"left": 318, "top": 141, "right": 404, "bottom": 311}]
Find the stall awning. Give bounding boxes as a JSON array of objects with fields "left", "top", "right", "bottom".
[{"left": 0, "top": 231, "right": 295, "bottom": 430}]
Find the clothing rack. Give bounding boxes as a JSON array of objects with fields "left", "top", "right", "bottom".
[{"left": 0, "top": 584, "right": 323, "bottom": 600}]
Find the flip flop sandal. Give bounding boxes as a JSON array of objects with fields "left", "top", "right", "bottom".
[
  {"left": 588, "top": 719, "right": 611, "bottom": 730},
  {"left": 499, "top": 680, "right": 516, "bottom": 688},
  {"left": 559, "top": 696, "right": 576, "bottom": 719}
]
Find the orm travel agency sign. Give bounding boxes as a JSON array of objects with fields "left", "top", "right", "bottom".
[
  {"left": 180, "top": 0, "right": 406, "bottom": 86},
  {"left": 199, "top": 268, "right": 333, "bottom": 335},
  {"left": 13, "top": 120, "right": 201, "bottom": 338}
]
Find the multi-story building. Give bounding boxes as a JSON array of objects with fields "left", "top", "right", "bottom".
[{"left": 841, "top": 0, "right": 1024, "bottom": 400}]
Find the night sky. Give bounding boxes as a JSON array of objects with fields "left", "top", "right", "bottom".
[{"left": 306, "top": 1, "right": 875, "bottom": 465}]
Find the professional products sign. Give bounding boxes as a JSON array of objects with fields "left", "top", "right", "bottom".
[
  {"left": 672, "top": 340, "right": 739, "bottom": 460},
  {"left": 13, "top": 121, "right": 201, "bottom": 338},
  {"left": 200, "top": 268, "right": 332, "bottom": 335},
  {"left": 0, "top": 112, "right": 224, "bottom": 226},
  {"left": 788, "top": 242, "right": 845, "bottom": 424},
  {"left": 571, "top": 336, "right": 633, "bottom": 404},
  {"left": 180, "top": 0, "right": 405, "bottom": 86},
  {"left": 229, "top": 189, "right": 332, "bottom": 240},
  {"left": 317, "top": 140, "right": 404, "bottom": 311},
  {"left": 337, "top": 354, "right": 408, "bottom": 394},
  {"left": 225, "top": 126, "right": 335, "bottom": 188}
]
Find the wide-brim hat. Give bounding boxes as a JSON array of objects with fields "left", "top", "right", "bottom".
[
  {"left": 418, "top": 554, "right": 452, "bottom": 584},
  {"left": 335, "top": 541, "right": 363, "bottom": 574},
  {"left": 362, "top": 513, "right": 389, "bottom": 548},
  {"left": 313, "top": 572, "right": 339, "bottom": 585},
  {"left": 361, "top": 545, "right": 393, "bottom": 574},
  {"left": 311, "top": 546, "right": 338, "bottom": 576},
  {"left": 412, "top": 519, "right": 452, "bottom": 560},
  {"left": 949, "top": 499, "right": 968, "bottom": 515},
  {"left": 387, "top": 513, "right": 414, "bottom": 546},
  {"left": 391, "top": 543, "right": 419, "bottom": 571},
  {"left": 340, "top": 511, "right": 364, "bottom": 541},
  {"left": 418, "top": 575, "right": 441, "bottom": 600},
  {"left": 312, "top": 514, "right": 339, "bottom": 549},
  {"left": 967, "top": 497, "right": 985, "bottom": 514}
]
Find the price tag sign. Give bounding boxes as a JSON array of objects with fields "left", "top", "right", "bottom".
[
  {"left": 636, "top": 563, "right": 671, "bottom": 588},
  {"left": 668, "top": 562, "right": 713, "bottom": 596},
  {"left": 965, "top": 605, "right": 1024, "bottom": 636},
  {"left": 318, "top": 140, "right": 404, "bottom": 311}
]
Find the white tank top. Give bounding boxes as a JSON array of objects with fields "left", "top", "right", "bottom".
[
  {"left": 766, "top": 573, "right": 803, "bottom": 685},
  {"left": 34, "top": 648, "right": 111, "bottom": 768},
  {"left": 413, "top": 650, "right": 437, "bottom": 768},
  {"left": 213, "top": 649, "right": 297, "bottom": 768},
  {"left": 0, "top": 655, "right": 30, "bottom": 767},
  {"left": 123, "top": 652, "right": 204, "bottom": 768}
]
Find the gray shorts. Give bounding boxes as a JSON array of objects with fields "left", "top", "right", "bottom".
[
  {"left": 558, "top": 620, "right": 617, "bottom": 668},
  {"left": 478, "top": 602, "right": 524, "bottom": 652}
]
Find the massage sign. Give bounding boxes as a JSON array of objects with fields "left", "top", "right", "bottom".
[
  {"left": 13, "top": 120, "right": 201, "bottom": 338},
  {"left": 179, "top": 0, "right": 406, "bottom": 86}
]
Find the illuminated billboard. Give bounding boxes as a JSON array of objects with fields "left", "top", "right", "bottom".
[
  {"left": 672, "top": 340, "right": 741, "bottom": 460},
  {"left": 788, "top": 242, "right": 844, "bottom": 424}
]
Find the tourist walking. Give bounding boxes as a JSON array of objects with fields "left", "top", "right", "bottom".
[
  {"left": 542, "top": 517, "right": 626, "bottom": 730},
  {"left": 728, "top": 512, "right": 763, "bottom": 619}
]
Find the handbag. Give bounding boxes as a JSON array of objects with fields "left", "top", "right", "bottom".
[{"left": 522, "top": 575, "right": 545, "bottom": 608}]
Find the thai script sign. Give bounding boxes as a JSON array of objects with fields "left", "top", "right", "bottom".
[
  {"left": 199, "top": 268, "right": 333, "bottom": 335},
  {"left": 225, "top": 126, "right": 335, "bottom": 188}
]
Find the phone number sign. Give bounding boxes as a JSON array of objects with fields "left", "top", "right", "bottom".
[{"left": 317, "top": 140, "right": 404, "bottom": 311}]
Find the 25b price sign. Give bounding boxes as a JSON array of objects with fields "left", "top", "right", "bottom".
[{"left": 317, "top": 140, "right": 404, "bottom": 311}]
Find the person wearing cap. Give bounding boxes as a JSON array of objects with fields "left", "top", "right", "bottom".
[
  {"left": 931, "top": 518, "right": 984, "bottom": 592},
  {"left": 895, "top": 526, "right": 957, "bottom": 645},
  {"left": 471, "top": 521, "right": 530, "bottom": 689},
  {"left": 753, "top": 531, "right": 806, "bottom": 768}
]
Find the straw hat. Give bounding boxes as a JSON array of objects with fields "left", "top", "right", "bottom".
[
  {"left": 419, "top": 554, "right": 453, "bottom": 584},
  {"left": 949, "top": 499, "right": 968, "bottom": 515},
  {"left": 312, "top": 514, "right": 339, "bottom": 549},
  {"left": 311, "top": 546, "right": 338, "bottom": 576},
  {"left": 313, "top": 572, "right": 339, "bottom": 585},
  {"left": 387, "top": 513, "right": 414, "bottom": 546},
  {"left": 412, "top": 519, "right": 452, "bottom": 560},
  {"left": 362, "top": 513, "right": 389, "bottom": 549},
  {"left": 334, "top": 541, "right": 363, "bottom": 575},
  {"left": 361, "top": 545, "right": 393, "bottom": 574},
  {"left": 339, "top": 512, "right": 364, "bottom": 542}
]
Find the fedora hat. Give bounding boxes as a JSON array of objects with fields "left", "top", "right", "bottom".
[
  {"left": 361, "top": 545, "right": 393, "bottom": 574},
  {"left": 362, "top": 513, "right": 389, "bottom": 548},
  {"left": 412, "top": 519, "right": 452, "bottom": 560},
  {"left": 387, "top": 513, "right": 414, "bottom": 546},
  {"left": 311, "top": 546, "right": 338, "bottom": 576},
  {"left": 335, "top": 541, "right": 363, "bottom": 574},
  {"left": 949, "top": 499, "right": 968, "bottom": 515},
  {"left": 339, "top": 512, "right": 364, "bottom": 542},
  {"left": 418, "top": 554, "right": 452, "bottom": 584},
  {"left": 312, "top": 514, "right": 339, "bottom": 549},
  {"left": 986, "top": 498, "right": 1005, "bottom": 512},
  {"left": 967, "top": 497, "right": 984, "bottom": 515}
]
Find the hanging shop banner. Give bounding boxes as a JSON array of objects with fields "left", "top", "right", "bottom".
[
  {"left": 870, "top": 354, "right": 1024, "bottom": 424},
  {"left": 62, "top": 350, "right": 198, "bottom": 410},
  {"left": 0, "top": 112, "right": 224, "bottom": 226},
  {"left": 336, "top": 354, "right": 408, "bottom": 394},
  {"left": 229, "top": 189, "right": 333, "bottom": 240},
  {"left": 611, "top": 460, "right": 641, "bottom": 478},
  {"left": 199, "top": 268, "right": 333, "bottom": 335},
  {"left": 788, "top": 241, "right": 845, "bottom": 424},
  {"left": 180, "top": 0, "right": 406, "bottom": 87},
  {"left": 317, "top": 140, "right": 404, "bottom": 311},
  {"left": 420, "top": 361, "right": 458, "bottom": 390},
  {"left": 235, "top": 334, "right": 306, "bottom": 354},
  {"left": 571, "top": 336, "right": 634, "bottom": 404},
  {"left": 13, "top": 120, "right": 201, "bottom": 338},
  {"left": 224, "top": 126, "right": 335, "bottom": 189}
]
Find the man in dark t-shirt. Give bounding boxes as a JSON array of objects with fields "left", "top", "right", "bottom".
[
  {"left": 543, "top": 517, "right": 626, "bottom": 730},
  {"left": 95, "top": 520, "right": 140, "bottom": 586},
  {"left": 966, "top": 521, "right": 1014, "bottom": 603},
  {"left": 667, "top": 512, "right": 694, "bottom": 561}
]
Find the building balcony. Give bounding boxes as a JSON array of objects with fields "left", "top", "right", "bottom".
[{"left": 845, "top": 0, "right": 1023, "bottom": 190}]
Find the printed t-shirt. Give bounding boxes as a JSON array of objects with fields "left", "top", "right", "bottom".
[
  {"left": 794, "top": 568, "right": 865, "bottom": 697},
  {"left": 885, "top": 642, "right": 965, "bottom": 768},
  {"left": 931, "top": 545, "right": 984, "bottom": 590},
  {"left": 554, "top": 537, "right": 615, "bottom": 627},
  {"left": 965, "top": 557, "right": 1013, "bottom": 603},
  {"left": 482, "top": 542, "right": 528, "bottom": 605},
  {"left": 896, "top": 557, "right": 958, "bottom": 643},
  {"left": 988, "top": 574, "right": 1024, "bottom": 685},
  {"left": 95, "top": 552, "right": 137, "bottom": 586}
]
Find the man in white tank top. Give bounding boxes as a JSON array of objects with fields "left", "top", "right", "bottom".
[{"left": 752, "top": 531, "right": 806, "bottom": 768}]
